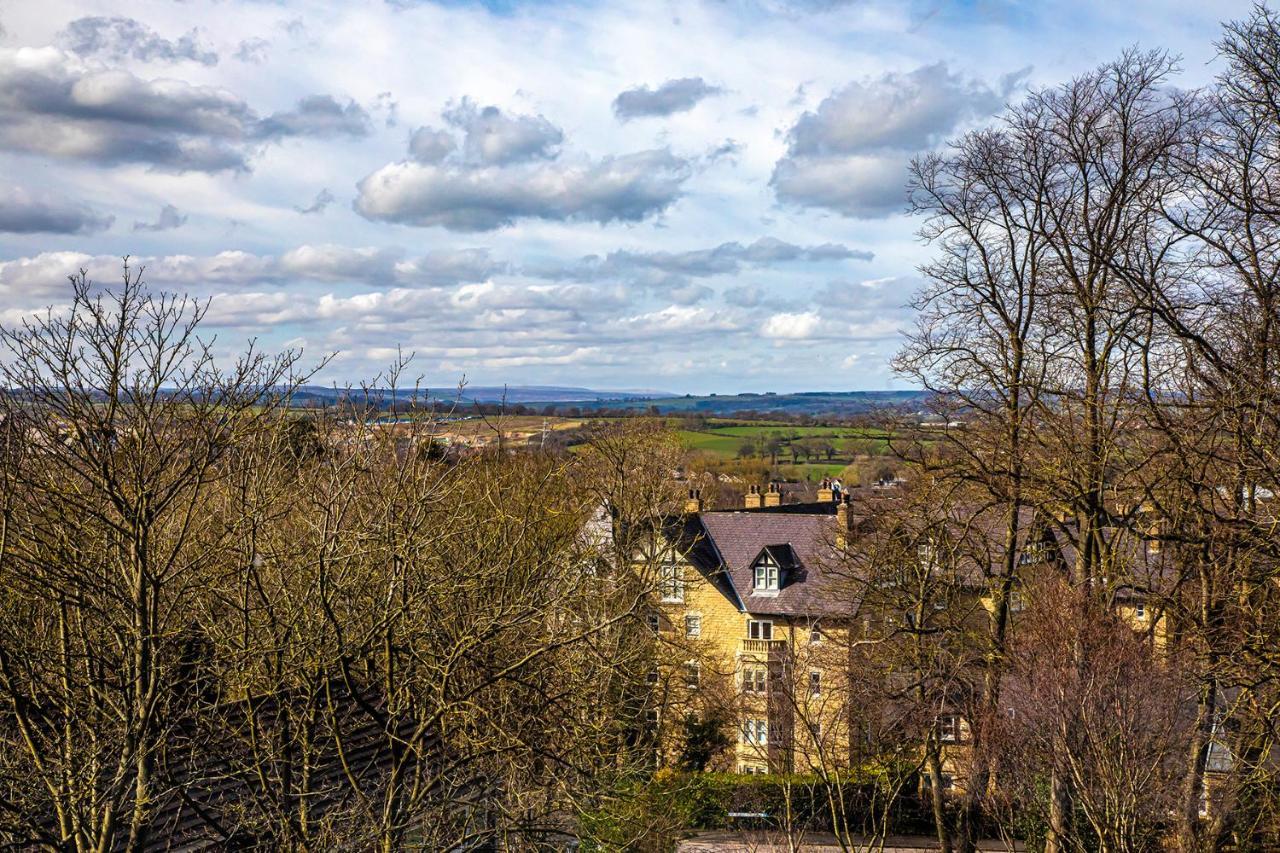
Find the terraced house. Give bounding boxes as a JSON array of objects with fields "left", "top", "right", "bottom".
[{"left": 645, "top": 482, "right": 1175, "bottom": 792}]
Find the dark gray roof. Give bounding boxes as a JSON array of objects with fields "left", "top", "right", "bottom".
[{"left": 678, "top": 510, "right": 852, "bottom": 617}]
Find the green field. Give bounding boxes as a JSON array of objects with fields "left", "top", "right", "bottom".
[
  {"left": 676, "top": 430, "right": 745, "bottom": 456},
  {"left": 675, "top": 422, "right": 901, "bottom": 483},
  {"left": 698, "top": 425, "right": 889, "bottom": 439}
]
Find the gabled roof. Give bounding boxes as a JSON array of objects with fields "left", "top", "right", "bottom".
[
  {"left": 674, "top": 510, "right": 850, "bottom": 617},
  {"left": 753, "top": 543, "right": 800, "bottom": 572}
]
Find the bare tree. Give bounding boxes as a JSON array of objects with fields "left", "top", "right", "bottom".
[{"left": 0, "top": 264, "right": 303, "bottom": 851}]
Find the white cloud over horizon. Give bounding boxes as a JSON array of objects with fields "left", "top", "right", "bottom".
[{"left": 0, "top": 0, "right": 1257, "bottom": 393}]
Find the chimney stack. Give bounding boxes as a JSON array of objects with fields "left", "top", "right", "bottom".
[
  {"left": 836, "top": 493, "right": 853, "bottom": 549},
  {"left": 817, "top": 477, "right": 834, "bottom": 503},
  {"left": 684, "top": 488, "right": 703, "bottom": 514},
  {"left": 764, "top": 482, "right": 782, "bottom": 508},
  {"left": 744, "top": 484, "right": 762, "bottom": 509}
]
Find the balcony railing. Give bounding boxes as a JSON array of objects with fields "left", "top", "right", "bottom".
[{"left": 741, "top": 638, "right": 786, "bottom": 653}]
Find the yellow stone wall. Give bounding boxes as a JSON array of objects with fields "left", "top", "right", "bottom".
[{"left": 653, "top": 549, "right": 854, "bottom": 774}]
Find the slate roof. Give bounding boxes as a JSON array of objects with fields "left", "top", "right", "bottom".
[
  {"left": 666, "top": 488, "right": 1187, "bottom": 619},
  {"left": 677, "top": 510, "right": 852, "bottom": 617}
]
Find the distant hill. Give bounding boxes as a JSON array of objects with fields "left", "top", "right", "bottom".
[
  {"left": 567, "top": 390, "right": 930, "bottom": 416},
  {"left": 286, "top": 384, "right": 675, "bottom": 406},
  {"left": 282, "top": 386, "right": 928, "bottom": 416}
]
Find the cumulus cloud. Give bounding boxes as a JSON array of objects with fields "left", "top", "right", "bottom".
[
  {"left": 772, "top": 152, "right": 910, "bottom": 218},
  {"left": 294, "top": 188, "right": 335, "bottom": 215},
  {"left": 255, "top": 95, "right": 371, "bottom": 140},
  {"left": 395, "top": 249, "right": 509, "bottom": 286},
  {"left": 443, "top": 99, "right": 562, "bottom": 165},
  {"left": 133, "top": 203, "right": 187, "bottom": 232},
  {"left": 787, "top": 62, "right": 1009, "bottom": 156},
  {"left": 0, "top": 47, "right": 369, "bottom": 172},
  {"left": 354, "top": 148, "right": 691, "bottom": 231},
  {"left": 772, "top": 62, "right": 1023, "bottom": 217},
  {"left": 0, "top": 188, "right": 114, "bottom": 235},
  {"left": 58, "top": 16, "right": 218, "bottom": 66},
  {"left": 408, "top": 127, "right": 456, "bottom": 164},
  {"left": 613, "top": 77, "right": 722, "bottom": 120},
  {"left": 0, "top": 245, "right": 504, "bottom": 298},
  {"left": 762, "top": 311, "right": 822, "bottom": 340},
  {"left": 0, "top": 47, "right": 254, "bottom": 171},
  {"left": 535, "top": 236, "right": 872, "bottom": 283}
]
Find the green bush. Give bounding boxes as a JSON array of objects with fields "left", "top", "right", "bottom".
[{"left": 578, "top": 769, "right": 936, "bottom": 851}]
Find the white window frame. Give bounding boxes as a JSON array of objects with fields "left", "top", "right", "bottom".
[
  {"left": 685, "top": 613, "right": 702, "bottom": 638},
  {"left": 1134, "top": 602, "right": 1146, "bottom": 620},
  {"left": 685, "top": 660, "right": 701, "bottom": 690},
  {"left": 939, "top": 714, "right": 959, "bottom": 743},
  {"left": 743, "top": 718, "right": 768, "bottom": 745},
  {"left": 743, "top": 664, "right": 767, "bottom": 694},
  {"left": 917, "top": 541, "right": 937, "bottom": 569},
  {"left": 753, "top": 553, "right": 780, "bottom": 592},
  {"left": 646, "top": 612, "right": 661, "bottom": 632},
  {"left": 809, "top": 623, "right": 823, "bottom": 644},
  {"left": 748, "top": 619, "right": 774, "bottom": 641},
  {"left": 809, "top": 670, "right": 822, "bottom": 696},
  {"left": 659, "top": 559, "right": 684, "bottom": 603}
]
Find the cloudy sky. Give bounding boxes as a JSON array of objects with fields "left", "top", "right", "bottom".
[{"left": 0, "top": 0, "right": 1255, "bottom": 393}]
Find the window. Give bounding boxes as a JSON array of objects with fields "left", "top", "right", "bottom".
[
  {"left": 646, "top": 669, "right": 659, "bottom": 686},
  {"left": 939, "top": 714, "right": 959, "bottom": 743},
  {"left": 685, "top": 614, "right": 702, "bottom": 638},
  {"left": 809, "top": 670, "right": 822, "bottom": 696},
  {"left": 644, "top": 708, "right": 660, "bottom": 726},
  {"left": 743, "top": 664, "right": 768, "bottom": 694},
  {"left": 646, "top": 612, "right": 660, "bottom": 632},
  {"left": 748, "top": 619, "right": 773, "bottom": 641},
  {"left": 753, "top": 553, "right": 780, "bottom": 592},
  {"left": 743, "top": 718, "right": 768, "bottom": 745},
  {"left": 809, "top": 623, "right": 823, "bottom": 644},
  {"left": 1020, "top": 542, "right": 1046, "bottom": 565},
  {"left": 917, "top": 541, "right": 937, "bottom": 569},
  {"left": 740, "top": 764, "right": 768, "bottom": 776},
  {"left": 685, "top": 661, "right": 701, "bottom": 690},
  {"left": 811, "top": 721, "right": 822, "bottom": 739},
  {"left": 1134, "top": 603, "right": 1146, "bottom": 620},
  {"left": 1009, "top": 591, "right": 1025, "bottom": 613},
  {"left": 659, "top": 560, "right": 684, "bottom": 602}
]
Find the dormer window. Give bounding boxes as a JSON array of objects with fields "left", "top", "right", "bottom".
[{"left": 753, "top": 552, "right": 780, "bottom": 592}]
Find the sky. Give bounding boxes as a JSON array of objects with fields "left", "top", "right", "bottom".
[{"left": 0, "top": 0, "right": 1258, "bottom": 394}]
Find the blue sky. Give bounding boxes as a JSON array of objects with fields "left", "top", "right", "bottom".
[{"left": 0, "top": 0, "right": 1255, "bottom": 393}]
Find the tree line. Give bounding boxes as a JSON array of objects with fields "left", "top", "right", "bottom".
[
  {"left": 879, "top": 6, "right": 1280, "bottom": 851},
  {"left": 0, "top": 268, "right": 694, "bottom": 850}
]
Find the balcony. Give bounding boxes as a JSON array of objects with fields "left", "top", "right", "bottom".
[{"left": 741, "top": 638, "right": 787, "bottom": 654}]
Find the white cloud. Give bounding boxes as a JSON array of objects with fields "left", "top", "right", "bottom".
[
  {"left": 772, "top": 63, "right": 1024, "bottom": 217},
  {"left": 761, "top": 311, "right": 821, "bottom": 339},
  {"left": 354, "top": 149, "right": 692, "bottom": 231}
]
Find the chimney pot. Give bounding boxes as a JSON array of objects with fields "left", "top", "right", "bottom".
[
  {"left": 684, "top": 487, "right": 703, "bottom": 514},
  {"left": 817, "top": 477, "right": 834, "bottom": 504},
  {"left": 764, "top": 481, "right": 782, "bottom": 507}
]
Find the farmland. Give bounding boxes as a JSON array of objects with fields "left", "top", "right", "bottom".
[{"left": 675, "top": 421, "right": 899, "bottom": 482}]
